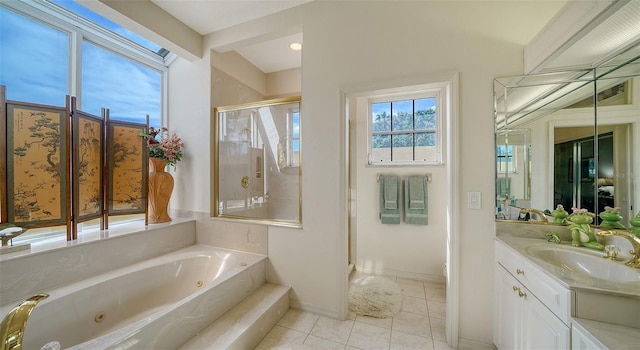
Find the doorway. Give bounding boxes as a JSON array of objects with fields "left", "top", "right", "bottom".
[{"left": 343, "top": 73, "right": 459, "bottom": 348}]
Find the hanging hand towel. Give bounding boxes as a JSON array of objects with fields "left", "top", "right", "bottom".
[
  {"left": 380, "top": 175, "right": 401, "bottom": 224},
  {"left": 405, "top": 176, "right": 428, "bottom": 225}
]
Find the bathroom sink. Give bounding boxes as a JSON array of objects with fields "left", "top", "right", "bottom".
[{"left": 525, "top": 245, "right": 640, "bottom": 283}]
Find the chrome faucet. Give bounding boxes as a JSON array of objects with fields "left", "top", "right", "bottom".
[
  {"left": 595, "top": 230, "right": 640, "bottom": 268},
  {"left": 0, "top": 293, "right": 48, "bottom": 350}
]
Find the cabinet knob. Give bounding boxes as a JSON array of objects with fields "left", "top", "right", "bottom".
[
  {"left": 516, "top": 269, "right": 525, "bottom": 275},
  {"left": 518, "top": 290, "right": 527, "bottom": 298},
  {"left": 512, "top": 286, "right": 520, "bottom": 292}
]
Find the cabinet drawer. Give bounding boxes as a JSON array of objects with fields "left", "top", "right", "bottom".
[{"left": 496, "top": 240, "right": 572, "bottom": 325}]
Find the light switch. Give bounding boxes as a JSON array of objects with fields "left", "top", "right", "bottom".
[{"left": 468, "top": 191, "right": 481, "bottom": 209}]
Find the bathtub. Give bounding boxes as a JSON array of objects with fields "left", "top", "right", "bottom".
[{"left": 16, "top": 245, "right": 266, "bottom": 350}]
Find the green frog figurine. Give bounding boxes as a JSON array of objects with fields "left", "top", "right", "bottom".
[
  {"left": 598, "top": 206, "right": 626, "bottom": 229},
  {"left": 568, "top": 208, "right": 604, "bottom": 250},
  {"left": 630, "top": 211, "right": 640, "bottom": 238},
  {"left": 550, "top": 204, "right": 569, "bottom": 224}
]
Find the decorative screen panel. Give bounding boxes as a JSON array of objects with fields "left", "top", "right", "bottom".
[
  {"left": 107, "top": 121, "right": 147, "bottom": 214},
  {"left": 6, "top": 102, "right": 68, "bottom": 226},
  {"left": 73, "top": 111, "right": 103, "bottom": 221}
]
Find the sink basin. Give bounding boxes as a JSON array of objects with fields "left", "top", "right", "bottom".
[{"left": 525, "top": 245, "right": 640, "bottom": 283}]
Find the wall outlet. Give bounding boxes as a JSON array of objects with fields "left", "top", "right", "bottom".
[{"left": 468, "top": 191, "right": 481, "bottom": 209}]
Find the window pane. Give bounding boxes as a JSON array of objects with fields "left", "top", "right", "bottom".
[
  {"left": 392, "top": 100, "right": 413, "bottom": 131},
  {"left": 82, "top": 42, "right": 161, "bottom": 126},
  {"left": 371, "top": 102, "right": 391, "bottom": 132},
  {"left": 371, "top": 134, "right": 391, "bottom": 162},
  {"left": 415, "top": 132, "right": 436, "bottom": 147},
  {"left": 0, "top": 7, "right": 68, "bottom": 105},
  {"left": 415, "top": 98, "right": 436, "bottom": 130},
  {"left": 415, "top": 132, "right": 437, "bottom": 161},
  {"left": 392, "top": 133, "right": 413, "bottom": 162}
]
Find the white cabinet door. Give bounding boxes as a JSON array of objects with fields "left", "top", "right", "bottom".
[
  {"left": 495, "top": 264, "right": 570, "bottom": 350},
  {"left": 522, "top": 292, "right": 570, "bottom": 350},
  {"left": 572, "top": 324, "right": 606, "bottom": 350},
  {"left": 495, "top": 266, "right": 522, "bottom": 350}
]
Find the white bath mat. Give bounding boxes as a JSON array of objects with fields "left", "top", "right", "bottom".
[{"left": 348, "top": 275, "right": 402, "bottom": 318}]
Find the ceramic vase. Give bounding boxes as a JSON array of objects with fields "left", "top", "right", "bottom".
[{"left": 148, "top": 157, "right": 174, "bottom": 223}]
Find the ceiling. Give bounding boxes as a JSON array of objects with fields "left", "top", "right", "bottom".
[{"left": 151, "top": 0, "right": 311, "bottom": 73}]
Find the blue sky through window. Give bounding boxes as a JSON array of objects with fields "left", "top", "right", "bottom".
[
  {"left": 0, "top": 8, "right": 69, "bottom": 105},
  {"left": 0, "top": 1, "right": 163, "bottom": 126}
]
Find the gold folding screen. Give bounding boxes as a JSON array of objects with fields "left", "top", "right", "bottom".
[{"left": 1, "top": 86, "right": 149, "bottom": 241}]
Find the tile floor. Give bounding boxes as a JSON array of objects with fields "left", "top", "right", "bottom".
[{"left": 255, "top": 272, "right": 455, "bottom": 349}]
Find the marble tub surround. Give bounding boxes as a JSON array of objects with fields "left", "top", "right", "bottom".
[
  {"left": 171, "top": 209, "right": 269, "bottom": 255},
  {"left": 0, "top": 219, "right": 196, "bottom": 306}
]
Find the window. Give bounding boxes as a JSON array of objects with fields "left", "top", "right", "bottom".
[
  {"left": 0, "top": 0, "right": 168, "bottom": 126},
  {"left": 496, "top": 145, "right": 515, "bottom": 173},
  {"left": 1, "top": 0, "right": 170, "bottom": 242},
  {"left": 82, "top": 42, "right": 161, "bottom": 123},
  {"left": 0, "top": 6, "right": 69, "bottom": 105},
  {"left": 369, "top": 93, "right": 441, "bottom": 165},
  {"left": 288, "top": 110, "right": 300, "bottom": 167}
]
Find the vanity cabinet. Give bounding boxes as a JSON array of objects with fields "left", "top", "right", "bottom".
[
  {"left": 571, "top": 324, "right": 605, "bottom": 350},
  {"left": 494, "top": 240, "right": 571, "bottom": 350}
]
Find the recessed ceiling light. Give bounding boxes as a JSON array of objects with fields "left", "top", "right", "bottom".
[{"left": 290, "top": 42, "right": 302, "bottom": 51}]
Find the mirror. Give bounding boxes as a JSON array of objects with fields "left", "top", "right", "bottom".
[
  {"left": 213, "top": 97, "right": 301, "bottom": 227},
  {"left": 494, "top": 44, "right": 640, "bottom": 228}
]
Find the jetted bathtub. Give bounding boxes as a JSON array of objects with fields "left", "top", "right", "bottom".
[{"left": 17, "top": 245, "right": 266, "bottom": 349}]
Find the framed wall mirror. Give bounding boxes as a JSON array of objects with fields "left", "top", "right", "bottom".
[
  {"left": 213, "top": 97, "right": 301, "bottom": 227},
  {"left": 494, "top": 44, "right": 640, "bottom": 228}
]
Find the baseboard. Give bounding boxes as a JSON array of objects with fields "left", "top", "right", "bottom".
[
  {"left": 288, "top": 299, "right": 345, "bottom": 320},
  {"left": 355, "top": 264, "right": 446, "bottom": 284},
  {"left": 457, "top": 338, "right": 497, "bottom": 350}
]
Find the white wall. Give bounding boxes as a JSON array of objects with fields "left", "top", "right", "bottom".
[{"left": 167, "top": 1, "right": 563, "bottom": 345}]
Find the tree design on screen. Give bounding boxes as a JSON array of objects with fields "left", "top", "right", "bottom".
[
  {"left": 77, "top": 117, "right": 102, "bottom": 217},
  {"left": 11, "top": 108, "right": 64, "bottom": 222},
  {"left": 110, "top": 125, "right": 144, "bottom": 211}
]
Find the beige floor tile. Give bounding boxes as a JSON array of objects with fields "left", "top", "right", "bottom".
[
  {"left": 304, "top": 335, "right": 347, "bottom": 349},
  {"left": 390, "top": 330, "right": 435, "bottom": 350},
  {"left": 347, "top": 321, "right": 391, "bottom": 350},
  {"left": 430, "top": 327, "right": 447, "bottom": 342},
  {"left": 277, "top": 309, "right": 320, "bottom": 333},
  {"left": 402, "top": 295, "right": 428, "bottom": 315},
  {"left": 255, "top": 325, "right": 307, "bottom": 349},
  {"left": 427, "top": 299, "right": 446, "bottom": 319},
  {"left": 423, "top": 281, "right": 446, "bottom": 289},
  {"left": 392, "top": 311, "right": 431, "bottom": 338},
  {"left": 310, "top": 316, "right": 354, "bottom": 344},
  {"left": 425, "top": 287, "right": 446, "bottom": 302},
  {"left": 398, "top": 282, "right": 426, "bottom": 299},
  {"left": 433, "top": 340, "right": 456, "bottom": 350},
  {"left": 355, "top": 314, "right": 393, "bottom": 329},
  {"left": 397, "top": 277, "right": 424, "bottom": 285}
]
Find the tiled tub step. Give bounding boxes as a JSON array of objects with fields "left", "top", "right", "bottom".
[{"left": 179, "top": 283, "right": 290, "bottom": 350}]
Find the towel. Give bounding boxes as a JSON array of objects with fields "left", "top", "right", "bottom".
[
  {"left": 408, "top": 177, "right": 425, "bottom": 209},
  {"left": 379, "top": 175, "right": 401, "bottom": 224},
  {"left": 384, "top": 176, "right": 398, "bottom": 210},
  {"left": 405, "top": 176, "right": 428, "bottom": 225}
]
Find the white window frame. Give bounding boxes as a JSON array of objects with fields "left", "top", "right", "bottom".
[{"left": 367, "top": 87, "right": 445, "bottom": 166}]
